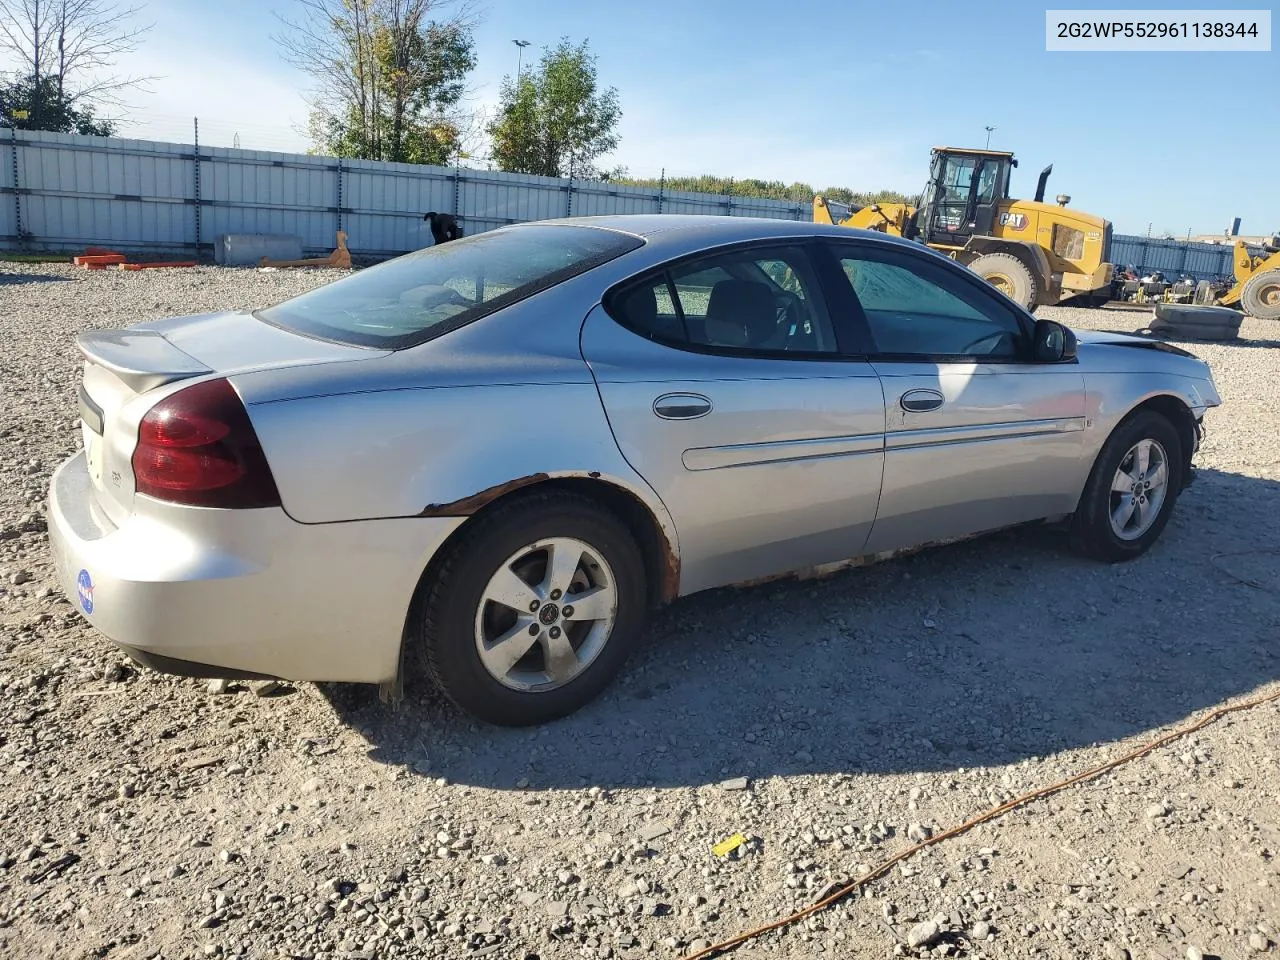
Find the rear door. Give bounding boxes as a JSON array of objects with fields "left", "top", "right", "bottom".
[
  {"left": 822, "top": 240, "right": 1087, "bottom": 554},
  {"left": 580, "top": 241, "right": 886, "bottom": 594}
]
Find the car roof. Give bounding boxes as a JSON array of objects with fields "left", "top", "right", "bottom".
[{"left": 506, "top": 213, "right": 926, "bottom": 252}]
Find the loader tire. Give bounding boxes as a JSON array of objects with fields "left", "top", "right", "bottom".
[
  {"left": 969, "top": 253, "right": 1037, "bottom": 311},
  {"left": 1241, "top": 270, "right": 1280, "bottom": 321}
]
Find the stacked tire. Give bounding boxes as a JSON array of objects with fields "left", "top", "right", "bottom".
[{"left": 1150, "top": 303, "right": 1243, "bottom": 342}]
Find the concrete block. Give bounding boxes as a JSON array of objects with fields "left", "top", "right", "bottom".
[{"left": 214, "top": 233, "right": 303, "bottom": 266}]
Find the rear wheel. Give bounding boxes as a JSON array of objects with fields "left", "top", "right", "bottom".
[
  {"left": 413, "top": 491, "right": 648, "bottom": 726},
  {"left": 969, "top": 252, "right": 1037, "bottom": 311},
  {"left": 1070, "top": 411, "right": 1183, "bottom": 562},
  {"left": 1241, "top": 269, "right": 1280, "bottom": 320}
]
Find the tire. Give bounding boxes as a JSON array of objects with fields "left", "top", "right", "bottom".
[
  {"left": 1194, "top": 279, "right": 1215, "bottom": 305},
  {"left": 969, "top": 252, "right": 1037, "bottom": 311},
  {"left": 1070, "top": 411, "right": 1184, "bottom": 562},
  {"left": 1241, "top": 269, "right": 1280, "bottom": 321},
  {"left": 412, "top": 490, "right": 648, "bottom": 726}
]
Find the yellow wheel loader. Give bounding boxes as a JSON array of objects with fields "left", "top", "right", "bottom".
[
  {"left": 813, "top": 146, "right": 1114, "bottom": 312},
  {"left": 1194, "top": 237, "right": 1280, "bottom": 321}
]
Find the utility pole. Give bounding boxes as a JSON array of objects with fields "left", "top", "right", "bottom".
[
  {"left": 513, "top": 39, "right": 530, "bottom": 80},
  {"left": 984, "top": 125, "right": 996, "bottom": 149}
]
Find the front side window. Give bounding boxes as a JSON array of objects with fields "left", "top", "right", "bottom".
[
  {"left": 257, "top": 224, "right": 643, "bottom": 348},
  {"left": 834, "top": 247, "right": 1026, "bottom": 360},
  {"left": 941, "top": 156, "right": 977, "bottom": 202},
  {"left": 609, "top": 245, "right": 838, "bottom": 355}
]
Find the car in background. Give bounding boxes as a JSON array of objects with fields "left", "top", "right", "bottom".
[{"left": 48, "top": 215, "right": 1221, "bottom": 726}]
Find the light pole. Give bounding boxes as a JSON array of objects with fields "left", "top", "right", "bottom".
[
  {"left": 984, "top": 125, "right": 995, "bottom": 149},
  {"left": 512, "top": 39, "right": 530, "bottom": 80}
]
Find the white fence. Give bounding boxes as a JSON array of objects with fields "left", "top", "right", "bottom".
[{"left": 0, "top": 129, "right": 811, "bottom": 257}]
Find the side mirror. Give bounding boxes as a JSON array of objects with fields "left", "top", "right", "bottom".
[{"left": 1032, "top": 318, "right": 1077, "bottom": 362}]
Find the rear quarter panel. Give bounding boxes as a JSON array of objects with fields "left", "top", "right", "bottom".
[{"left": 233, "top": 286, "right": 680, "bottom": 565}]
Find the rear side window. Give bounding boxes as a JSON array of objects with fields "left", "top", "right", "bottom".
[
  {"left": 608, "top": 244, "right": 838, "bottom": 356},
  {"left": 257, "top": 225, "right": 643, "bottom": 349}
]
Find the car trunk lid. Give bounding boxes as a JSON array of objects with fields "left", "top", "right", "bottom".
[{"left": 75, "top": 310, "right": 387, "bottom": 524}]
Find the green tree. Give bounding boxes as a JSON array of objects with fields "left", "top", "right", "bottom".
[
  {"left": 277, "top": 0, "right": 477, "bottom": 165},
  {"left": 488, "top": 37, "right": 620, "bottom": 179},
  {"left": 0, "top": 72, "right": 115, "bottom": 133},
  {"left": 0, "top": 0, "right": 151, "bottom": 134},
  {"left": 613, "top": 173, "right": 915, "bottom": 207}
]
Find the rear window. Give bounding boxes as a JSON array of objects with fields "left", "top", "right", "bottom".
[{"left": 256, "top": 224, "right": 643, "bottom": 348}]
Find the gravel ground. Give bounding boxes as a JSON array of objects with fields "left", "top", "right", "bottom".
[{"left": 2, "top": 262, "right": 1279, "bottom": 960}]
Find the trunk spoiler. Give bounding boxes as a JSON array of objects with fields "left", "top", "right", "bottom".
[{"left": 76, "top": 329, "right": 212, "bottom": 394}]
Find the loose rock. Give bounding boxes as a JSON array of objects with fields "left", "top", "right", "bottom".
[{"left": 907, "top": 920, "right": 941, "bottom": 948}]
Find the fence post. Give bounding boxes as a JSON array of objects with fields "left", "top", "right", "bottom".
[
  {"left": 192, "top": 117, "right": 202, "bottom": 253},
  {"left": 8, "top": 125, "right": 22, "bottom": 242},
  {"left": 657, "top": 167, "right": 665, "bottom": 215},
  {"left": 452, "top": 154, "right": 461, "bottom": 217},
  {"left": 566, "top": 158, "right": 575, "bottom": 217},
  {"left": 723, "top": 178, "right": 733, "bottom": 217},
  {"left": 335, "top": 158, "right": 343, "bottom": 236}
]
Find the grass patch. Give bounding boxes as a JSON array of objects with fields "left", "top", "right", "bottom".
[{"left": 0, "top": 252, "right": 72, "bottom": 264}]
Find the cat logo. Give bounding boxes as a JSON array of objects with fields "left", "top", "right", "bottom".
[{"left": 1000, "top": 213, "right": 1028, "bottom": 230}]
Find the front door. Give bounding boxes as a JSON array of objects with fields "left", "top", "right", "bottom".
[
  {"left": 824, "top": 240, "right": 1087, "bottom": 554},
  {"left": 580, "top": 241, "right": 886, "bottom": 594}
]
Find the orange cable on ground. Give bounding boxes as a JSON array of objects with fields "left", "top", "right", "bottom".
[{"left": 682, "top": 685, "right": 1280, "bottom": 960}]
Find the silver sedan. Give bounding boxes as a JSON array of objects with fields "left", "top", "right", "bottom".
[{"left": 47, "top": 216, "right": 1222, "bottom": 725}]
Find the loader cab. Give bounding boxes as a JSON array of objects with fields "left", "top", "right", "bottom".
[{"left": 912, "top": 147, "right": 1015, "bottom": 247}]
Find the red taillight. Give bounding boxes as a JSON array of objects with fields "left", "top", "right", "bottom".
[{"left": 131, "top": 378, "right": 281, "bottom": 509}]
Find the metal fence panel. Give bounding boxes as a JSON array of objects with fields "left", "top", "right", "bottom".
[
  {"left": 202, "top": 147, "right": 339, "bottom": 251},
  {"left": 6, "top": 131, "right": 1253, "bottom": 285},
  {"left": 1111, "top": 234, "right": 1236, "bottom": 281},
  {"left": 343, "top": 157, "right": 455, "bottom": 253},
  {"left": 15, "top": 132, "right": 194, "bottom": 250},
  {"left": 661, "top": 188, "right": 732, "bottom": 216},
  {"left": 571, "top": 182, "right": 660, "bottom": 217},
  {"left": 2, "top": 129, "right": 822, "bottom": 254}
]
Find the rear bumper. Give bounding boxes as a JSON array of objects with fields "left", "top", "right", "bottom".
[{"left": 47, "top": 452, "right": 465, "bottom": 683}]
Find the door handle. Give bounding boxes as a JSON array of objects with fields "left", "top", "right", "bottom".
[
  {"left": 653, "top": 393, "right": 713, "bottom": 420},
  {"left": 900, "top": 388, "right": 944, "bottom": 413}
]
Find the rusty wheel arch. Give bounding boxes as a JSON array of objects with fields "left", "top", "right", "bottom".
[
  {"left": 386, "top": 473, "right": 679, "bottom": 701},
  {"left": 409, "top": 472, "right": 677, "bottom": 620}
]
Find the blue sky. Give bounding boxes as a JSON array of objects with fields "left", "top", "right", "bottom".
[{"left": 42, "top": 0, "right": 1280, "bottom": 235}]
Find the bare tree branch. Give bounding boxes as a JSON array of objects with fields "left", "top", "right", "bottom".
[{"left": 0, "top": 0, "right": 153, "bottom": 129}]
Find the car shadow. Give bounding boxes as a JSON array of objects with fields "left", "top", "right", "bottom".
[
  {"left": 0, "top": 271, "right": 71, "bottom": 286},
  {"left": 320, "top": 467, "right": 1280, "bottom": 790}
]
